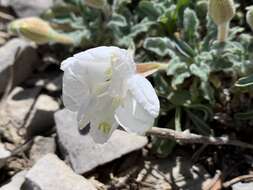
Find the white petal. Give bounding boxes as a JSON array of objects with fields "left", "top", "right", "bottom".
[
  {"left": 61, "top": 46, "right": 136, "bottom": 94},
  {"left": 73, "top": 47, "right": 112, "bottom": 86},
  {"left": 77, "top": 96, "right": 93, "bottom": 129},
  {"left": 89, "top": 122, "right": 118, "bottom": 144},
  {"left": 78, "top": 94, "right": 118, "bottom": 143},
  {"left": 62, "top": 66, "right": 90, "bottom": 111},
  {"left": 126, "top": 74, "right": 160, "bottom": 117},
  {"left": 115, "top": 93, "right": 155, "bottom": 135}
]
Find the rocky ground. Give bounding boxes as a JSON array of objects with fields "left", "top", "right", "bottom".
[{"left": 0, "top": 1, "right": 253, "bottom": 190}]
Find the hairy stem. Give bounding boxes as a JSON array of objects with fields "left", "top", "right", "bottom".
[
  {"left": 217, "top": 22, "right": 230, "bottom": 42},
  {"left": 147, "top": 127, "right": 253, "bottom": 149}
]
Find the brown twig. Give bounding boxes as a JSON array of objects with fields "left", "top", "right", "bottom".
[
  {"left": 223, "top": 174, "right": 253, "bottom": 188},
  {"left": 0, "top": 11, "right": 14, "bottom": 21},
  {"left": 147, "top": 127, "right": 253, "bottom": 149},
  {"left": 203, "top": 170, "right": 222, "bottom": 190}
]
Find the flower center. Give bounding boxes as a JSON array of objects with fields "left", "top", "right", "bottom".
[{"left": 98, "top": 121, "right": 112, "bottom": 134}]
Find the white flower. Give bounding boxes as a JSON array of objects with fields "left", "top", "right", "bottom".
[{"left": 61, "top": 46, "right": 160, "bottom": 143}]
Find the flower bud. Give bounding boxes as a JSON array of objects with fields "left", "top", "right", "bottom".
[
  {"left": 247, "top": 6, "right": 253, "bottom": 31},
  {"left": 208, "top": 0, "right": 235, "bottom": 42},
  {"left": 196, "top": 0, "right": 208, "bottom": 19},
  {"left": 8, "top": 17, "right": 74, "bottom": 45},
  {"left": 137, "top": 62, "right": 167, "bottom": 77},
  {"left": 84, "top": 0, "right": 106, "bottom": 9},
  {"left": 208, "top": 0, "right": 235, "bottom": 25}
]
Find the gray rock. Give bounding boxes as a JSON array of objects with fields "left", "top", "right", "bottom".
[
  {"left": 54, "top": 109, "right": 148, "bottom": 174},
  {"left": 1, "top": 0, "right": 55, "bottom": 17},
  {"left": 0, "top": 38, "right": 38, "bottom": 93},
  {"left": 25, "top": 94, "right": 60, "bottom": 137},
  {"left": 136, "top": 150, "right": 210, "bottom": 190},
  {"left": 0, "top": 143, "right": 11, "bottom": 169},
  {"left": 24, "top": 154, "right": 96, "bottom": 190},
  {"left": 232, "top": 182, "right": 253, "bottom": 190},
  {"left": 5, "top": 86, "right": 41, "bottom": 129},
  {"left": 0, "top": 171, "right": 27, "bottom": 190},
  {"left": 29, "top": 136, "right": 56, "bottom": 162},
  {"left": 45, "top": 75, "right": 62, "bottom": 92}
]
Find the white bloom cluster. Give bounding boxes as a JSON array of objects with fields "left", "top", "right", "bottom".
[{"left": 61, "top": 46, "right": 160, "bottom": 143}]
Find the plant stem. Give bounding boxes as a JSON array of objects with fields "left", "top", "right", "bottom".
[
  {"left": 147, "top": 127, "right": 253, "bottom": 149},
  {"left": 217, "top": 22, "right": 230, "bottom": 42}
]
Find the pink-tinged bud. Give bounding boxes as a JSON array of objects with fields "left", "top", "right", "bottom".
[
  {"left": 137, "top": 62, "right": 167, "bottom": 77},
  {"left": 8, "top": 17, "right": 74, "bottom": 45}
]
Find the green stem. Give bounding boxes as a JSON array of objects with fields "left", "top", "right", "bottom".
[{"left": 175, "top": 107, "right": 182, "bottom": 132}]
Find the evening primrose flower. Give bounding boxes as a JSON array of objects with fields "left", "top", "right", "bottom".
[{"left": 61, "top": 47, "right": 160, "bottom": 143}]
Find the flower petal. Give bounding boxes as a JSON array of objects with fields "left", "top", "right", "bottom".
[
  {"left": 126, "top": 74, "right": 160, "bottom": 117},
  {"left": 61, "top": 46, "right": 135, "bottom": 95},
  {"left": 77, "top": 96, "right": 94, "bottom": 129},
  {"left": 115, "top": 92, "right": 155, "bottom": 135},
  {"left": 89, "top": 122, "right": 118, "bottom": 144},
  {"left": 62, "top": 65, "right": 90, "bottom": 111},
  {"left": 78, "top": 94, "right": 118, "bottom": 143}
]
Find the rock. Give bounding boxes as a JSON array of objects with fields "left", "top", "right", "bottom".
[
  {"left": 0, "top": 143, "right": 11, "bottom": 169},
  {"left": 23, "top": 154, "right": 96, "bottom": 190},
  {"left": 232, "top": 182, "right": 253, "bottom": 190},
  {"left": 136, "top": 150, "right": 210, "bottom": 190},
  {"left": 29, "top": 136, "right": 56, "bottom": 162},
  {"left": 0, "top": 38, "right": 38, "bottom": 93},
  {"left": 1, "top": 0, "right": 56, "bottom": 17},
  {"left": 45, "top": 75, "right": 62, "bottom": 92},
  {"left": 25, "top": 94, "right": 60, "bottom": 138},
  {"left": 1, "top": 170, "right": 27, "bottom": 190},
  {"left": 4, "top": 86, "right": 41, "bottom": 129},
  {"left": 54, "top": 109, "right": 148, "bottom": 174}
]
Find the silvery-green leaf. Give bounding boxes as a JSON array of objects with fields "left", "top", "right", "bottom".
[
  {"left": 171, "top": 72, "right": 191, "bottom": 89},
  {"left": 168, "top": 90, "right": 191, "bottom": 106},
  {"left": 202, "top": 17, "right": 217, "bottom": 50},
  {"left": 174, "top": 38, "right": 196, "bottom": 58},
  {"left": 129, "top": 18, "right": 154, "bottom": 38},
  {"left": 144, "top": 37, "right": 177, "bottom": 57},
  {"left": 167, "top": 57, "right": 190, "bottom": 88},
  {"left": 108, "top": 13, "right": 128, "bottom": 28},
  {"left": 235, "top": 74, "right": 253, "bottom": 87},
  {"left": 200, "top": 81, "right": 215, "bottom": 103},
  {"left": 190, "top": 64, "right": 210, "bottom": 82},
  {"left": 167, "top": 57, "right": 188, "bottom": 76},
  {"left": 138, "top": 1, "right": 162, "bottom": 20},
  {"left": 183, "top": 8, "right": 199, "bottom": 45},
  {"left": 227, "top": 27, "right": 244, "bottom": 41}
]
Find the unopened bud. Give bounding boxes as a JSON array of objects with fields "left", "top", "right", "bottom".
[
  {"left": 137, "top": 62, "right": 167, "bottom": 77},
  {"left": 84, "top": 0, "right": 106, "bottom": 9},
  {"left": 196, "top": 0, "right": 208, "bottom": 19},
  {"left": 208, "top": 0, "right": 235, "bottom": 42},
  {"left": 8, "top": 17, "right": 74, "bottom": 45},
  {"left": 246, "top": 6, "right": 253, "bottom": 31},
  {"left": 208, "top": 0, "right": 235, "bottom": 25}
]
